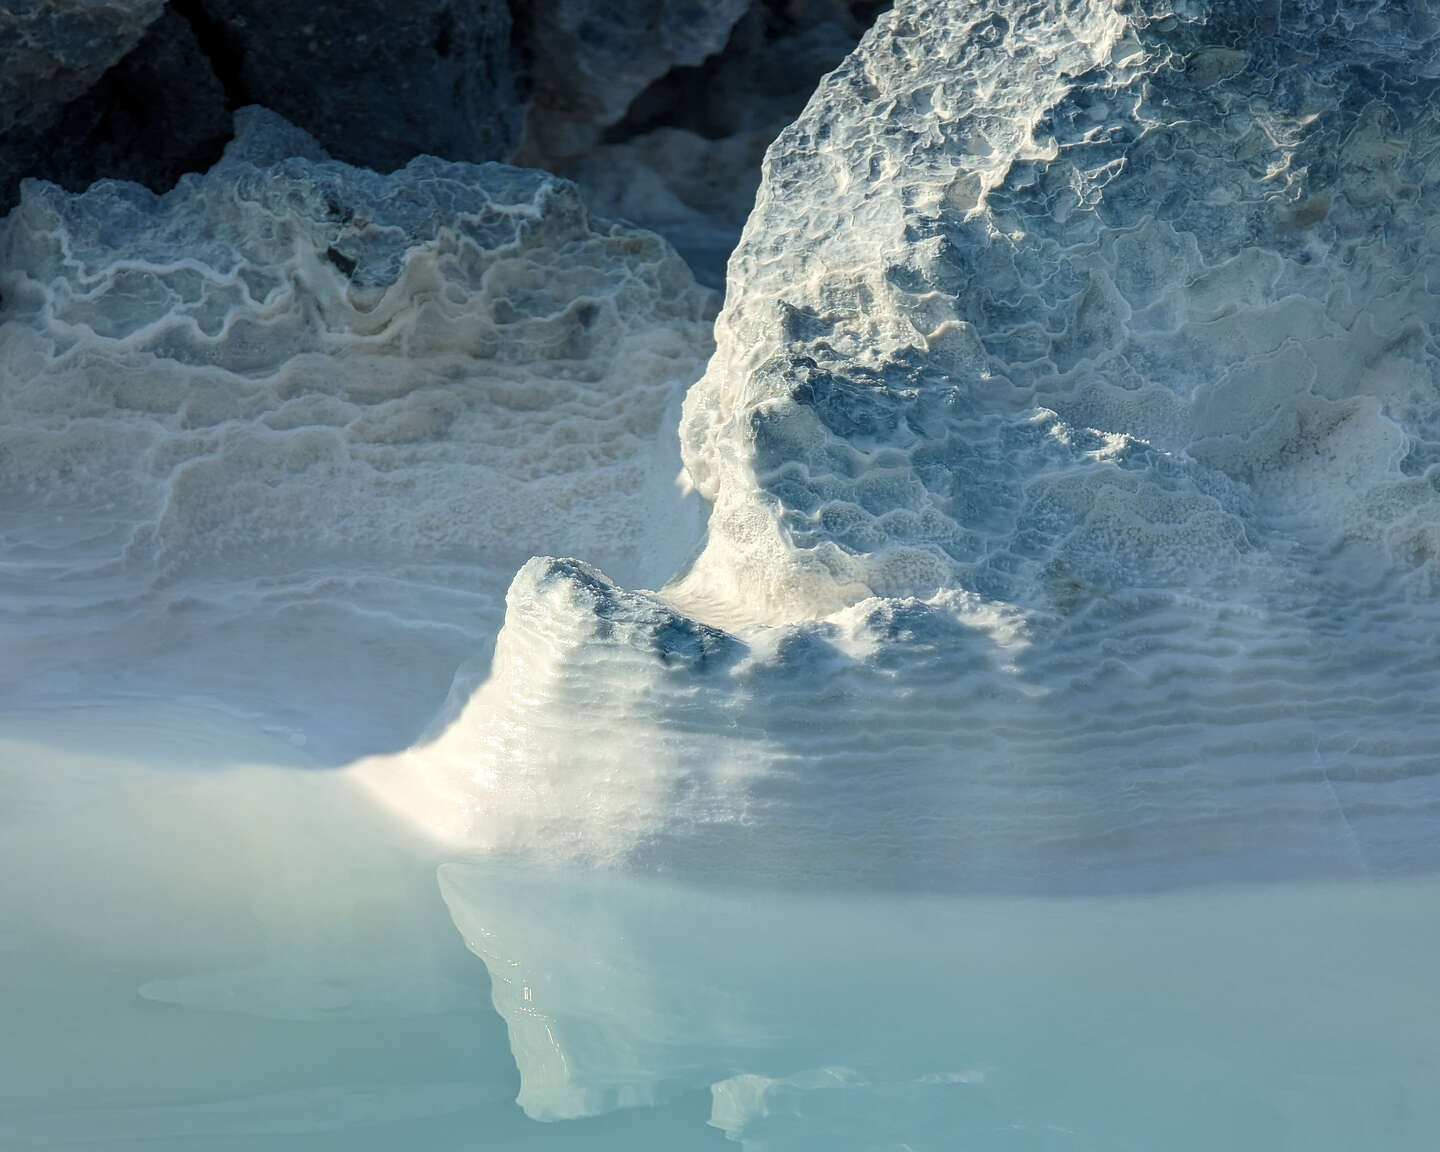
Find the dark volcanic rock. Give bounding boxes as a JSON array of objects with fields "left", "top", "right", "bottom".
[
  {"left": 1, "top": 0, "right": 524, "bottom": 211},
  {"left": 194, "top": 0, "right": 524, "bottom": 172},
  {"left": 0, "top": 0, "right": 165, "bottom": 139},
  {"left": 0, "top": 8, "right": 231, "bottom": 210}
]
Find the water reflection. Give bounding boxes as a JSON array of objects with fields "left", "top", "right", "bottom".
[{"left": 3, "top": 708, "right": 1437, "bottom": 1150}]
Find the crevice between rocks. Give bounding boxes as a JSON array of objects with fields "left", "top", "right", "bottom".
[
  {"left": 169, "top": 0, "right": 250, "bottom": 112},
  {"left": 1, "top": 0, "right": 892, "bottom": 288}
]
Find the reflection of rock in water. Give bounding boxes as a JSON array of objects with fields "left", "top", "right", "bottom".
[{"left": 440, "top": 860, "right": 1440, "bottom": 1133}]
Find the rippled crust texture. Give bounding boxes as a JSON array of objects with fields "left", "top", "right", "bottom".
[
  {"left": 410, "top": 0, "right": 1440, "bottom": 891},
  {"left": 0, "top": 108, "right": 716, "bottom": 584},
  {"left": 680, "top": 0, "right": 1440, "bottom": 620}
]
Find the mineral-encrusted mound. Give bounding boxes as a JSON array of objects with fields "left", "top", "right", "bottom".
[
  {"left": 0, "top": 108, "right": 715, "bottom": 751},
  {"left": 679, "top": 0, "right": 1440, "bottom": 621},
  {"left": 0, "top": 106, "right": 713, "bottom": 582},
  {"left": 377, "top": 0, "right": 1440, "bottom": 895}
]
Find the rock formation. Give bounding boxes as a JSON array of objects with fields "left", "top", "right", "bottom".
[
  {"left": 0, "top": 0, "right": 888, "bottom": 286},
  {"left": 361, "top": 0, "right": 1440, "bottom": 896}
]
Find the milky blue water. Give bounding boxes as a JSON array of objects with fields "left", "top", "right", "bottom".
[{"left": 3, "top": 708, "right": 1436, "bottom": 1151}]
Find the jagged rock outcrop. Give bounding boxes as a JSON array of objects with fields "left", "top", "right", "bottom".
[
  {"left": 0, "top": 7, "right": 231, "bottom": 211},
  {"left": 678, "top": 0, "right": 1440, "bottom": 620},
  {"left": 194, "top": 0, "right": 523, "bottom": 172},
  {"left": 0, "top": 0, "right": 165, "bottom": 138}
]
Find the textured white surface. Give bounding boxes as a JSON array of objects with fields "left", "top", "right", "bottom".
[
  {"left": 363, "top": 0, "right": 1440, "bottom": 893},
  {"left": 3, "top": 3, "right": 1440, "bottom": 1141},
  {"left": 0, "top": 108, "right": 714, "bottom": 755},
  {"left": 678, "top": 0, "right": 1440, "bottom": 620},
  {"left": 1, "top": 107, "right": 713, "bottom": 581}
]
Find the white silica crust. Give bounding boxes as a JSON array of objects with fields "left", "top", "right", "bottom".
[
  {"left": 0, "top": 107, "right": 715, "bottom": 756},
  {"left": 677, "top": 0, "right": 1440, "bottom": 620},
  {"left": 0, "top": 106, "right": 715, "bottom": 585},
  {"left": 364, "top": 0, "right": 1440, "bottom": 896},
  {"left": 6, "top": 5, "right": 1440, "bottom": 1138}
]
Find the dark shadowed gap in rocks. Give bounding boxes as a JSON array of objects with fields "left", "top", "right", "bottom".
[
  {"left": 0, "top": 7, "right": 232, "bottom": 212},
  {"left": 0, "top": 0, "right": 888, "bottom": 287},
  {"left": 604, "top": 0, "right": 890, "bottom": 143},
  {"left": 168, "top": 0, "right": 250, "bottom": 109},
  {"left": 545, "top": 0, "right": 894, "bottom": 288}
]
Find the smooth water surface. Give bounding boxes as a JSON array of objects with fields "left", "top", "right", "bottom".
[{"left": 2, "top": 706, "right": 1436, "bottom": 1150}]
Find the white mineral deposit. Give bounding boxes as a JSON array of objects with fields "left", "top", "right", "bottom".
[{"left": 2, "top": 2, "right": 1437, "bottom": 1148}]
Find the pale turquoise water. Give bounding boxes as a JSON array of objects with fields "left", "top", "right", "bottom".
[{"left": 2, "top": 708, "right": 1438, "bottom": 1150}]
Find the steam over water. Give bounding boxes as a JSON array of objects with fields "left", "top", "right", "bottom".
[{"left": 4, "top": 0, "right": 1440, "bottom": 1147}]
